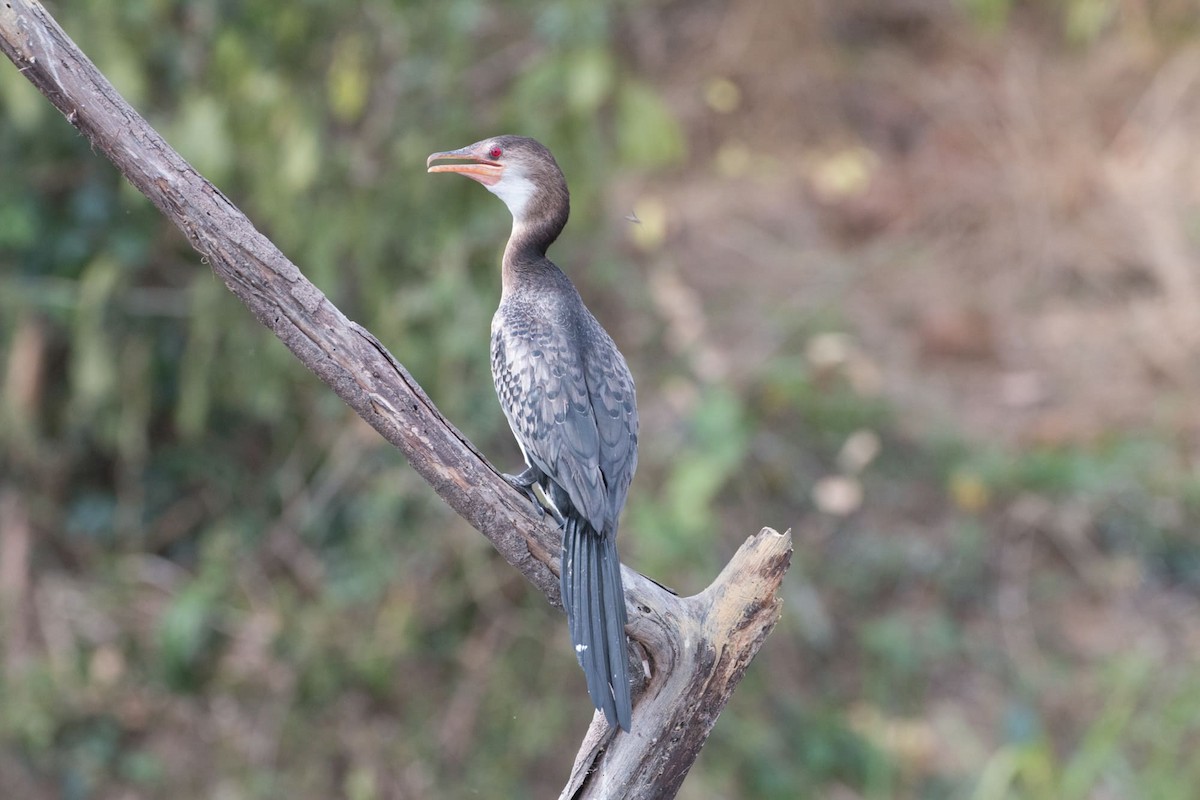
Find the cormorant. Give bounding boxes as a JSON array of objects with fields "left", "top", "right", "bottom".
[{"left": 427, "top": 136, "right": 637, "bottom": 731}]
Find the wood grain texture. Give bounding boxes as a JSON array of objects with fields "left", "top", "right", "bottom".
[
  {"left": 562, "top": 528, "right": 792, "bottom": 799},
  {"left": 1, "top": 3, "right": 794, "bottom": 796}
]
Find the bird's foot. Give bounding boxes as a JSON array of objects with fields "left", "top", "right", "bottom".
[
  {"left": 504, "top": 473, "right": 542, "bottom": 514},
  {"left": 543, "top": 499, "right": 567, "bottom": 529},
  {"left": 503, "top": 468, "right": 565, "bottom": 526}
]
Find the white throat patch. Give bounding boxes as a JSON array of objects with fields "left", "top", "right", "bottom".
[{"left": 486, "top": 168, "right": 537, "bottom": 221}]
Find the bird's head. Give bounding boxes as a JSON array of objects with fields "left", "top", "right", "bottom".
[{"left": 427, "top": 135, "right": 567, "bottom": 225}]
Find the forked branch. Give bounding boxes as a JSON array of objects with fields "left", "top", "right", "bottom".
[{"left": 0, "top": 3, "right": 792, "bottom": 797}]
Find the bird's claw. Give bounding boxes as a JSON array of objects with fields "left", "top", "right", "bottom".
[
  {"left": 545, "top": 503, "right": 567, "bottom": 529},
  {"left": 503, "top": 470, "right": 567, "bottom": 528},
  {"left": 504, "top": 472, "right": 544, "bottom": 518}
]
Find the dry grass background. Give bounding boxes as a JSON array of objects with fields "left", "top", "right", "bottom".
[
  {"left": 616, "top": 1, "right": 1200, "bottom": 793},
  {"left": 638, "top": 1, "right": 1200, "bottom": 445}
]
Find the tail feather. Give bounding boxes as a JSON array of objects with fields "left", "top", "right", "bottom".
[
  {"left": 561, "top": 514, "right": 632, "bottom": 731},
  {"left": 581, "top": 521, "right": 609, "bottom": 723},
  {"left": 599, "top": 531, "right": 632, "bottom": 725}
]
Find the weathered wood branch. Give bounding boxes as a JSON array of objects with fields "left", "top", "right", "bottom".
[{"left": 0, "top": 2, "right": 792, "bottom": 796}]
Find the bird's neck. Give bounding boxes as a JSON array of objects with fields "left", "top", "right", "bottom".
[{"left": 502, "top": 208, "right": 568, "bottom": 295}]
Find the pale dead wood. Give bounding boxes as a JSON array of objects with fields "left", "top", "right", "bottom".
[
  {"left": 562, "top": 528, "right": 790, "bottom": 799},
  {"left": 0, "top": 2, "right": 793, "bottom": 796}
]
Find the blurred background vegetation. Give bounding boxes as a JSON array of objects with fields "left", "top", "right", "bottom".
[{"left": 4, "top": 0, "right": 1200, "bottom": 797}]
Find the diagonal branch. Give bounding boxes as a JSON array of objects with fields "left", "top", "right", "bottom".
[{"left": 0, "top": 2, "right": 792, "bottom": 797}]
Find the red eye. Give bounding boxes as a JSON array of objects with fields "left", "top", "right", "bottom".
[{"left": 489, "top": 147, "right": 503, "bottom": 160}]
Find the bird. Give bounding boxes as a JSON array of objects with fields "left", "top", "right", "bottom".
[{"left": 427, "top": 136, "right": 638, "bottom": 731}]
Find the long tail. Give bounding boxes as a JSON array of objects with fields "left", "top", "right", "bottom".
[{"left": 561, "top": 513, "right": 632, "bottom": 731}]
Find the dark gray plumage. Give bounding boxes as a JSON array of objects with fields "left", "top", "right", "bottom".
[{"left": 428, "top": 135, "right": 638, "bottom": 730}]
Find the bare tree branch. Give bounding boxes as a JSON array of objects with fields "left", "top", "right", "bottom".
[{"left": 0, "top": 2, "right": 793, "bottom": 796}]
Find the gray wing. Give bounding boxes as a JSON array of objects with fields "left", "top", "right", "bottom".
[
  {"left": 581, "top": 313, "right": 638, "bottom": 533},
  {"left": 491, "top": 306, "right": 637, "bottom": 535}
]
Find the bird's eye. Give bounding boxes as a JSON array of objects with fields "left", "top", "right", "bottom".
[{"left": 489, "top": 146, "right": 503, "bottom": 160}]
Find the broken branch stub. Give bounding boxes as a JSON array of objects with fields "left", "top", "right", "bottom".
[{"left": 564, "top": 528, "right": 791, "bottom": 799}]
